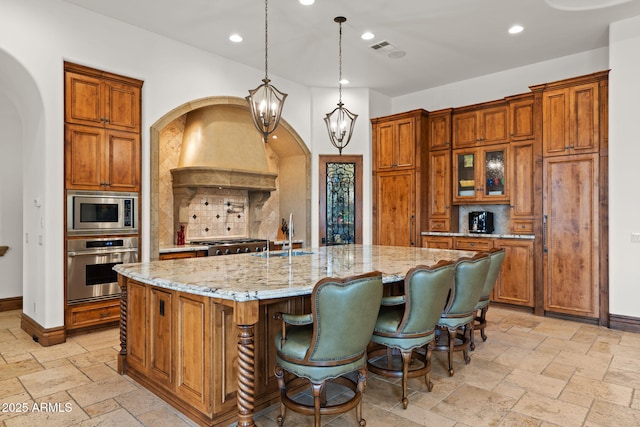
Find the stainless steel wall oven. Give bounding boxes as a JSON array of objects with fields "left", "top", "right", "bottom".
[{"left": 66, "top": 236, "right": 138, "bottom": 303}]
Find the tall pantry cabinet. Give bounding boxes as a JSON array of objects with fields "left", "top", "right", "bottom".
[
  {"left": 532, "top": 71, "right": 608, "bottom": 322},
  {"left": 371, "top": 110, "right": 428, "bottom": 246}
]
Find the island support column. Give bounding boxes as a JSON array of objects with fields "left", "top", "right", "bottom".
[{"left": 234, "top": 299, "right": 260, "bottom": 427}]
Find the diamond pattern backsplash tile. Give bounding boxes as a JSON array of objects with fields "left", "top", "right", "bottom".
[{"left": 187, "top": 188, "right": 248, "bottom": 240}]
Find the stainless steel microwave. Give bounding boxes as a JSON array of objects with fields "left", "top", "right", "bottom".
[{"left": 67, "top": 190, "right": 138, "bottom": 235}]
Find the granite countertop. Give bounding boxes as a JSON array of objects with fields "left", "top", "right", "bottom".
[
  {"left": 159, "top": 244, "right": 209, "bottom": 254},
  {"left": 115, "top": 244, "right": 476, "bottom": 302},
  {"left": 422, "top": 231, "right": 535, "bottom": 240}
]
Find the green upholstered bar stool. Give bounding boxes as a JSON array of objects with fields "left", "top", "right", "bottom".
[
  {"left": 274, "top": 271, "right": 383, "bottom": 427},
  {"left": 434, "top": 252, "right": 491, "bottom": 376},
  {"left": 366, "top": 260, "right": 457, "bottom": 409},
  {"left": 470, "top": 248, "right": 506, "bottom": 350}
]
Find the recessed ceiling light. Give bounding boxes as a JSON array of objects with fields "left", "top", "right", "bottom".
[
  {"left": 339, "top": 78, "right": 349, "bottom": 85},
  {"left": 388, "top": 50, "right": 406, "bottom": 59},
  {"left": 508, "top": 25, "right": 524, "bottom": 34},
  {"left": 544, "top": 0, "right": 630, "bottom": 10},
  {"left": 361, "top": 32, "right": 375, "bottom": 40},
  {"left": 229, "top": 34, "right": 243, "bottom": 42},
  {"left": 299, "top": 0, "right": 315, "bottom": 5}
]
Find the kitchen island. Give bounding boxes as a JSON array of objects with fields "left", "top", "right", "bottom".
[{"left": 114, "top": 245, "right": 476, "bottom": 427}]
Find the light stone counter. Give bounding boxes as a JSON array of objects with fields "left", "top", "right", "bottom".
[
  {"left": 114, "top": 244, "right": 477, "bottom": 302},
  {"left": 158, "top": 244, "right": 208, "bottom": 254},
  {"left": 422, "top": 231, "right": 535, "bottom": 240}
]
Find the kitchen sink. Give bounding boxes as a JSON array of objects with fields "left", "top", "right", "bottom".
[{"left": 252, "top": 250, "right": 314, "bottom": 258}]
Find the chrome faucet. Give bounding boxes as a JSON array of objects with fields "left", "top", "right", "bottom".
[{"left": 283, "top": 213, "right": 294, "bottom": 261}]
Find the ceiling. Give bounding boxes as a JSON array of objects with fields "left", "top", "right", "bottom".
[{"left": 63, "top": 0, "right": 640, "bottom": 97}]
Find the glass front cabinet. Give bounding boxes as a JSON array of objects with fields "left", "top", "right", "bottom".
[{"left": 453, "top": 145, "right": 509, "bottom": 204}]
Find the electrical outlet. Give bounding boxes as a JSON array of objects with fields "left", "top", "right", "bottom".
[
  {"left": 631, "top": 232, "right": 640, "bottom": 243},
  {"left": 38, "top": 235, "right": 43, "bottom": 246},
  {"left": 25, "top": 233, "right": 28, "bottom": 243}
]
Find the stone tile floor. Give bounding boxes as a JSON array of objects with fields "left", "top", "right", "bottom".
[{"left": 1, "top": 306, "right": 640, "bottom": 426}]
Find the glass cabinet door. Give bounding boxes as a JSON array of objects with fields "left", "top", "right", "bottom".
[
  {"left": 456, "top": 152, "right": 477, "bottom": 197},
  {"left": 484, "top": 149, "right": 505, "bottom": 197}
]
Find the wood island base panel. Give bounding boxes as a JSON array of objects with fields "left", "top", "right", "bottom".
[{"left": 114, "top": 245, "right": 476, "bottom": 426}]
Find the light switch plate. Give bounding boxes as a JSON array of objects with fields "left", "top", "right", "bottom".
[{"left": 631, "top": 232, "right": 640, "bottom": 243}]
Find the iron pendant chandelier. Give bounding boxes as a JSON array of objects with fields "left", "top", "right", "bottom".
[
  {"left": 324, "top": 16, "right": 358, "bottom": 155},
  {"left": 246, "top": 0, "right": 287, "bottom": 143}
]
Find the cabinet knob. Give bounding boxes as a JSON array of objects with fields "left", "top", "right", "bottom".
[{"left": 105, "top": 118, "right": 110, "bottom": 123}]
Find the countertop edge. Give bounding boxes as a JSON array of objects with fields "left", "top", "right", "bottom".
[{"left": 421, "top": 231, "right": 535, "bottom": 240}]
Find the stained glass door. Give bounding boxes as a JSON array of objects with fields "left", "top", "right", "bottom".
[{"left": 319, "top": 155, "right": 362, "bottom": 246}]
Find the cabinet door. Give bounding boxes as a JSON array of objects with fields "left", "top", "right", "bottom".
[
  {"left": 176, "top": 293, "right": 210, "bottom": 413},
  {"left": 453, "top": 149, "right": 477, "bottom": 202},
  {"left": 570, "top": 82, "right": 599, "bottom": 154},
  {"left": 105, "top": 130, "right": 140, "bottom": 191},
  {"left": 65, "top": 124, "right": 104, "bottom": 189},
  {"left": 452, "top": 111, "right": 478, "bottom": 148},
  {"left": 396, "top": 118, "right": 416, "bottom": 168},
  {"left": 104, "top": 79, "right": 141, "bottom": 132},
  {"left": 374, "top": 122, "right": 395, "bottom": 170},
  {"left": 149, "top": 288, "right": 173, "bottom": 386},
  {"left": 65, "top": 71, "right": 105, "bottom": 127},
  {"left": 428, "top": 112, "right": 451, "bottom": 150},
  {"left": 479, "top": 106, "right": 508, "bottom": 145},
  {"left": 427, "top": 151, "right": 452, "bottom": 231},
  {"left": 510, "top": 141, "right": 535, "bottom": 233},
  {"left": 374, "top": 171, "right": 415, "bottom": 246},
  {"left": 543, "top": 154, "right": 599, "bottom": 318},
  {"left": 509, "top": 97, "right": 534, "bottom": 141},
  {"left": 453, "top": 237, "right": 493, "bottom": 251},
  {"left": 482, "top": 147, "right": 508, "bottom": 202},
  {"left": 493, "top": 239, "right": 534, "bottom": 307},
  {"left": 127, "top": 281, "right": 148, "bottom": 372},
  {"left": 542, "top": 88, "right": 569, "bottom": 156}
]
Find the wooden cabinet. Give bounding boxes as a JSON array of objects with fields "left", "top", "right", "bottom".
[
  {"left": 543, "top": 154, "right": 599, "bottom": 318},
  {"left": 421, "top": 235, "right": 453, "bottom": 249},
  {"left": 453, "top": 236, "right": 494, "bottom": 252},
  {"left": 65, "top": 298, "right": 120, "bottom": 332},
  {"left": 64, "top": 62, "right": 142, "bottom": 192},
  {"left": 452, "top": 145, "right": 509, "bottom": 204},
  {"left": 509, "top": 140, "right": 535, "bottom": 234},
  {"left": 374, "top": 171, "right": 415, "bottom": 246},
  {"left": 542, "top": 81, "right": 599, "bottom": 157},
  {"left": 149, "top": 288, "right": 173, "bottom": 386},
  {"left": 372, "top": 110, "right": 428, "bottom": 246},
  {"left": 508, "top": 94, "right": 535, "bottom": 141},
  {"left": 452, "top": 103, "right": 508, "bottom": 148},
  {"left": 493, "top": 238, "right": 534, "bottom": 307},
  {"left": 427, "top": 108, "right": 452, "bottom": 151},
  {"left": 159, "top": 249, "right": 208, "bottom": 260},
  {"left": 65, "top": 124, "right": 140, "bottom": 191},
  {"left": 65, "top": 67, "right": 141, "bottom": 132},
  {"left": 427, "top": 150, "right": 457, "bottom": 231}
]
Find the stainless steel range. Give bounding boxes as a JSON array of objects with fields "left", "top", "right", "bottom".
[{"left": 188, "top": 238, "right": 269, "bottom": 256}]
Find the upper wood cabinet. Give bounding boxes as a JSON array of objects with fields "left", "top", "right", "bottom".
[
  {"left": 541, "top": 79, "right": 600, "bottom": 156},
  {"left": 427, "top": 109, "right": 452, "bottom": 151},
  {"left": 64, "top": 62, "right": 143, "bottom": 192},
  {"left": 507, "top": 94, "right": 535, "bottom": 141},
  {"left": 452, "top": 103, "right": 508, "bottom": 148},
  {"left": 452, "top": 144, "right": 509, "bottom": 204},
  {"left": 427, "top": 150, "right": 458, "bottom": 232},
  {"left": 509, "top": 140, "right": 536, "bottom": 234},
  {"left": 65, "top": 64, "right": 142, "bottom": 132},
  {"left": 372, "top": 109, "right": 428, "bottom": 171},
  {"left": 65, "top": 124, "right": 141, "bottom": 191}
]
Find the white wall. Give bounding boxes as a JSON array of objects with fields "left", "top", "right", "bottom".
[
  {"left": 609, "top": 15, "right": 640, "bottom": 317},
  {"left": 0, "top": 93, "right": 23, "bottom": 298}
]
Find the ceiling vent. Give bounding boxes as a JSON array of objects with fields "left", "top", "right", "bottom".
[{"left": 369, "top": 40, "right": 396, "bottom": 52}]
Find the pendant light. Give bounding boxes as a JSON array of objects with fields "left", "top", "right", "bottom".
[
  {"left": 246, "top": 0, "right": 287, "bottom": 143},
  {"left": 324, "top": 16, "right": 358, "bottom": 155}
]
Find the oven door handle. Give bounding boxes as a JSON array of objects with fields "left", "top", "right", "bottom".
[{"left": 67, "top": 248, "right": 138, "bottom": 257}]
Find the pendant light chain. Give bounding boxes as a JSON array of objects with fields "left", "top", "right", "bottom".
[
  {"left": 264, "top": 0, "right": 269, "bottom": 81},
  {"left": 338, "top": 19, "right": 343, "bottom": 104}
]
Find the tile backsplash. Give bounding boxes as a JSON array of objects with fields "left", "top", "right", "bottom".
[
  {"left": 186, "top": 188, "right": 248, "bottom": 240},
  {"left": 459, "top": 204, "right": 510, "bottom": 234}
]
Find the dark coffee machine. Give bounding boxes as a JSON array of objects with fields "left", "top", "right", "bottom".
[{"left": 468, "top": 211, "right": 494, "bottom": 234}]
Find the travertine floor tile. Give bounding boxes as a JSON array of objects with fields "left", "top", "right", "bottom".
[
  {"left": 502, "top": 368, "right": 566, "bottom": 398},
  {"left": 431, "top": 383, "right": 516, "bottom": 427},
  {"left": 19, "top": 364, "right": 90, "bottom": 398},
  {"left": 493, "top": 346, "right": 556, "bottom": 374},
  {"left": 67, "top": 375, "right": 138, "bottom": 407},
  {"left": 563, "top": 375, "right": 633, "bottom": 406},
  {"left": 584, "top": 399, "right": 640, "bottom": 427},
  {"left": 512, "top": 391, "right": 588, "bottom": 426}
]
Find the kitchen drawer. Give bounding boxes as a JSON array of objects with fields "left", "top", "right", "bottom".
[
  {"left": 429, "top": 219, "right": 450, "bottom": 232},
  {"left": 159, "top": 250, "right": 208, "bottom": 260},
  {"left": 66, "top": 299, "right": 120, "bottom": 331},
  {"left": 422, "top": 236, "right": 453, "bottom": 249},
  {"left": 453, "top": 237, "right": 493, "bottom": 251},
  {"left": 510, "top": 219, "right": 534, "bottom": 234}
]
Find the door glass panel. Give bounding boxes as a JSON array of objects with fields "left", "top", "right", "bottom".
[
  {"left": 457, "top": 152, "right": 476, "bottom": 196},
  {"left": 485, "top": 150, "right": 505, "bottom": 196},
  {"left": 325, "top": 162, "right": 356, "bottom": 245}
]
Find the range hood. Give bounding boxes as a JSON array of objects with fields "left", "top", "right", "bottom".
[{"left": 171, "top": 105, "right": 277, "bottom": 191}]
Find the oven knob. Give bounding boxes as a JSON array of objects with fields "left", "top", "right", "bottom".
[
  {"left": 244, "top": 247, "right": 251, "bottom": 253},
  {"left": 215, "top": 249, "right": 223, "bottom": 256},
  {"left": 236, "top": 248, "right": 242, "bottom": 254},
  {"left": 255, "top": 247, "right": 262, "bottom": 252},
  {"left": 224, "top": 249, "right": 231, "bottom": 255}
]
